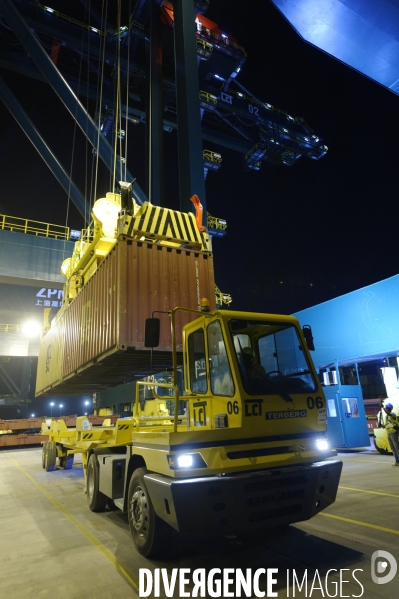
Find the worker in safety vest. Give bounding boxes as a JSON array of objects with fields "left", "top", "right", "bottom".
[{"left": 382, "top": 402, "right": 399, "bottom": 466}]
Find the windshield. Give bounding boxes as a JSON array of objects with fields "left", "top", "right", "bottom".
[{"left": 229, "top": 319, "right": 317, "bottom": 395}]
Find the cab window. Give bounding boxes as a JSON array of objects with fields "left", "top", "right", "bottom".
[
  {"left": 188, "top": 329, "right": 207, "bottom": 393},
  {"left": 207, "top": 320, "right": 234, "bottom": 397},
  {"left": 229, "top": 319, "right": 317, "bottom": 395}
]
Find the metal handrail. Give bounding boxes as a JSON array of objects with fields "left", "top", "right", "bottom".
[
  {"left": 207, "top": 214, "right": 227, "bottom": 231},
  {"left": 196, "top": 30, "right": 247, "bottom": 58},
  {"left": 36, "top": 2, "right": 107, "bottom": 36},
  {"left": 215, "top": 285, "right": 232, "bottom": 306},
  {"left": 135, "top": 381, "right": 183, "bottom": 433},
  {"left": 0, "top": 214, "right": 69, "bottom": 240},
  {"left": 0, "top": 324, "right": 21, "bottom": 333},
  {"left": 203, "top": 149, "right": 222, "bottom": 164},
  {"left": 36, "top": 2, "right": 144, "bottom": 37}
]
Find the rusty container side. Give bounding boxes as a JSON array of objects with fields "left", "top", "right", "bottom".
[
  {"left": 35, "top": 310, "right": 65, "bottom": 395},
  {"left": 36, "top": 238, "right": 215, "bottom": 395},
  {"left": 122, "top": 241, "right": 215, "bottom": 351},
  {"left": 63, "top": 244, "right": 119, "bottom": 377}
]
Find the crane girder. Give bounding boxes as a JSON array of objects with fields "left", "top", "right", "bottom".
[
  {"left": 0, "top": 0, "right": 148, "bottom": 208},
  {"left": 0, "top": 0, "right": 327, "bottom": 169}
]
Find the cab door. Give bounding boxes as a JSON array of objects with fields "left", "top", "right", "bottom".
[
  {"left": 186, "top": 327, "right": 210, "bottom": 428},
  {"left": 186, "top": 320, "right": 238, "bottom": 429}
]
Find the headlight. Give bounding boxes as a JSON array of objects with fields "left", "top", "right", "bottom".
[
  {"left": 178, "top": 455, "right": 193, "bottom": 468},
  {"left": 316, "top": 439, "right": 329, "bottom": 451},
  {"left": 167, "top": 453, "right": 207, "bottom": 469}
]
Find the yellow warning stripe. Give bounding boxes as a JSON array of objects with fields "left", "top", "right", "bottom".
[
  {"left": 176, "top": 210, "right": 190, "bottom": 240},
  {"left": 131, "top": 203, "right": 202, "bottom": 247},
  {"left": 10, "top": 457, "right": 140, "bottom": 594},
  {"left": 319, "top": 512, "right": 399, "bottom": 535},
  {"left": 142, "top": 203, "right": 155, "bottom": 231},
  {"left": 339, "top": 485, "right": 399, "bottom": 498}
]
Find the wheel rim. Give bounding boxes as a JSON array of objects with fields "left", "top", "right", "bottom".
[{"left": 130, "top": 485, "right": 149, "bottom": 538}]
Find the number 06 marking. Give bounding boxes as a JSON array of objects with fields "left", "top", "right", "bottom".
[
  {"left": 227, "top": 400, "right": 239, "bottom": 414},
  {"left": 307, "top": 396, "right": 324, "bottom": 409}
]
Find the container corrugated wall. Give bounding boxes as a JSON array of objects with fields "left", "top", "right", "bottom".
[
  {"left": 36, "top": 238, "right": 215, "bottom": 396},
  {"left": 63, "top": 242, "right": 119, "bottom": 376},
  {"left": 36, "top": 310, "right": 65, "bottom": 392},
  {"left": 123, "top": 241, "right": 214, "bottom": 350}
]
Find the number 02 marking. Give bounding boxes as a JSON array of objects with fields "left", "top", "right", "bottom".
[{"left": 248, "top": 104, "right": 259, "bottom": 116}]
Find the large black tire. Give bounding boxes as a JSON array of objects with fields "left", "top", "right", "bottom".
[
  {"left": 42, "top": 441, "right": 48, "bottom": 469},
  {"left": 87, "top": 453, "right": 107, "bottom": 512},
  {"left": 127, "top": 467, "right": 170, "bottom": 557},
  {"left": 45, "top": 443, "right": 57, "bottom": 472},
  {"left": 64, "top": 455, "right": 74, "bottom": 470},
  {"left": 106, "top": 498, "right": 117, "bottom": 511},
  {"left": 374, "top": 437, "right": 391, "bottom": 455}
]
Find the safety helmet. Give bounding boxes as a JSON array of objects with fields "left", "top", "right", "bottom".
[{"left": 385, "top": 402, "right": 393, "bottom": 409}]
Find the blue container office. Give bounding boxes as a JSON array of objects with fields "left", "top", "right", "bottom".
[{"left": 294, "top": 274, "right": 399, "bottom": 448}]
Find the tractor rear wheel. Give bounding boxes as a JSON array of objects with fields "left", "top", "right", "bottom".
[{"left": 127, "top": 467, "right": 170, "bottom": 557}]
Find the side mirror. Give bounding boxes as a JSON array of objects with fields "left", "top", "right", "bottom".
[
  {"left": 302, "top": 325, "right": 315, "bottom": 351},
  {"left": 145, "top": 318, "right": 160, "bottom": 348}
]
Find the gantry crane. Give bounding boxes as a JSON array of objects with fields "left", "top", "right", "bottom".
[{"left": 0, "top": 0, "right": 328, "bottom": 224}]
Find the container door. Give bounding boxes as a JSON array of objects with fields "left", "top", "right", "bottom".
[
  {"left": 338, "top": 385, "right": 370, "bottom": 448},
  {"left": 324, "top": 387, "right": 345, "bottom": 448}
]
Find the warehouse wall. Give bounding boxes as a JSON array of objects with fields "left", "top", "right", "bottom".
[{"left": 0, "top": 229, "right": 73, "bottom": 285}]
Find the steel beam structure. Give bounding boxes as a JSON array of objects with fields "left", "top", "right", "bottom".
[
  {"left": 0, "top": 362, "right": 21, "bottom": 395},
  {"left": 0, "top": 0, "right": 327, "bottom": 172},
  {"left": 173, "top": 0, "right": 207, "bottom": 217},
  {"left": 0, "top": 75, "right": 90, "bottom": 219},
  {"left": 0, "top": 0, "right": 147, "bottom": 206},
  {"left": 148, "top": 1, "right": 165, "bottom": 207}
]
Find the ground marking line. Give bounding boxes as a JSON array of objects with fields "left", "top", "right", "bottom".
[
  {"left": 10, "top": 457, "right": 140, "bottom": 594},
  {"left": 339, "top": 456, "right": 391, "bottom": 466},
  {"left": 319, "top": 512, "right": 399, "bottom": 535},
  {"left": 338, "top": 485, "right": 399, "bottom": 498},
  {"left": 339, "top": 457, "right": 392, "bottom": 464}
]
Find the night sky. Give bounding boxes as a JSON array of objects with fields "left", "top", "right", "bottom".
[{"left": 1, "top": 0, "right": 399, "bottom": 319}]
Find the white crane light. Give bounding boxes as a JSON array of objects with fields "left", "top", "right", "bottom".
[{"left": 21, "top": 320, "right": 41, "bottom": 338}]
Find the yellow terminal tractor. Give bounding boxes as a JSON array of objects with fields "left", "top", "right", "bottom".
[{"left": 42, "top": 299, "right": 342, "bottom": 557}]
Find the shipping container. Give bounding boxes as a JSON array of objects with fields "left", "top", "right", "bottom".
[{"left": 36, "top": 237, "right": 215, "bottom": 396}]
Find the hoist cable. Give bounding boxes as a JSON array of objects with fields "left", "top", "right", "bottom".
[
  {"left": 64, "top": 0, "right": 89, "bottom": 261},
  {"left": 93, "top": 0, "right": 108, "bottom": 204},
  {"left": 118, "top": 0, "right": 124, "bottom": 184},
  {"left": 112, "top": 0, "right": 122, "bottom": 192},
  {"left": 84, "top": 0, "right": 92, "bottom": 225},
  {"left": 124, "top": 0, "right": 132, "bottom": 181}
]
